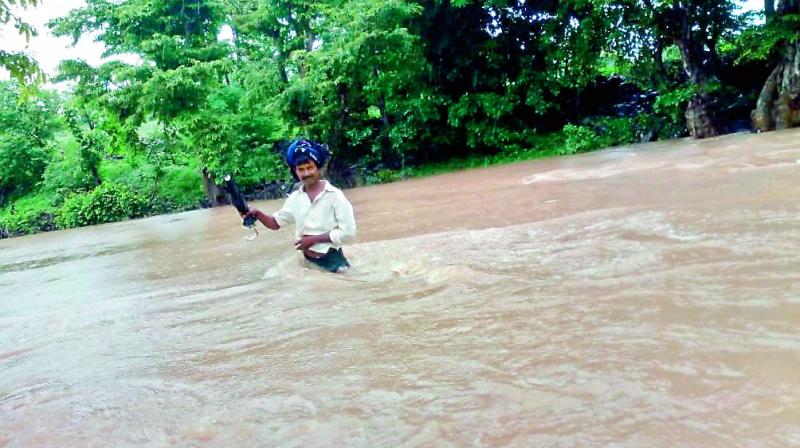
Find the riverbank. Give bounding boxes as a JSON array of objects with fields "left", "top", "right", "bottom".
[{"left": 0, "top": 120, "right": 750, "bottom": 239}]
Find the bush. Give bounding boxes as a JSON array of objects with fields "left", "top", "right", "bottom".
[
  {"left": 0, "top": 193, "right": 58, "bottom": 237},
  {"left": 57, "top": 183, "right": 151, "bottom": 229},
  {"left": 364, "top": 168, "right": 404, "bottom": 185},
  {"left": 562, "top": 124, "right": 602, "bottom": 154},
  {"left": 593, "top": 116, "right": 639, "bottom": 145},
  {"left": 555, "top": 117, "right": 640, "bottom": 156},
  {"left": 42, "top": 137, "right": 99, "bottom": 204},
  {"left": 653, "top": 85, "right": 694, "bottom": 138},
  {"left": 0, "top": 210, "right": 56, "bottom": 237},
  {"left": 155, "top": 164, "right": 205, "bottom": 211}
]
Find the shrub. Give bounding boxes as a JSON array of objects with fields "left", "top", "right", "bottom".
[
  {"left": 0, "top": 210, "right": 56, "bottom": 237},
  {"left": 653, "top": 85, "right": 694, "bottom": 138},
  {"left": 364, "top": 168, "right": 404, "bottom": 185},
  {"left": 155, "top": 164, "right": 205, "bottom": 211},
  {"left": 41, "top": 137, "right": 99, "bottom": 204},
  {"left": 0, "top": 193, "right": 58, "bottom": 237},
  {"left": 562, "top": 124, "right": 603, "bottom": 154},
  {"left": 57, "top": 183, "right": 151, "bottom": 229}
]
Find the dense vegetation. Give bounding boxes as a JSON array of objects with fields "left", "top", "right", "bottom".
[{"left": 1, "top": 0, "right": 797, "bottom": 237}]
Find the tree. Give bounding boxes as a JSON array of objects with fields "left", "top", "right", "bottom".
[
  {"left": 297, "top": 0, "right": 432, "bottom": 168},
  {"left": 615, "top": 0, "right": 740, "bottom": 138},
  {"left": 51, "top": 0, "right": 242, "bottom": 205},
  {"left": 751, "top": 0, "right": 800, "bottom": 130},
  {"left": 0, "top": 81, "right": 59, "bottom": 205},
  {"left": 0, "top": 0, "right": 45, "bottom": 85},
  {"left": 423, "top": 0, "right": 628, "bottom": 153},
  {"left": 227, "top": 0, "right": 320, "bottom": 83}
]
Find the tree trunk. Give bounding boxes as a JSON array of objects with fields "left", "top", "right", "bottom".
[
  {"left": 675, "top": 39, "right": 719, "bottom": 138},
  {"left": 201, "top": 168, "right": 223, "bottom": 207},
  {"left": 685, "top": 93, "right": 718, "bottom": 138},
  {"left": 330, "top": 84, "right": 349, "bottom": 149},
  {"left": 268, "top": 28, "right": 290, "bottom": 84},
  {"left": 751, "top": 34, "right": 800, "bottom": 131},
  {"left": 89, "top": 163, "right": 102, "bottom": 187},
  {"left": 752, "top": 64, "right": 782, "bottom": 131},
  {"left": 653, "top": 41, "right": 666, "bottom": 83}
]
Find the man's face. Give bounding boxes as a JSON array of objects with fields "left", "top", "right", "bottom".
[{"left": 295, "top": 161, "right": 321, "bottom": 186}]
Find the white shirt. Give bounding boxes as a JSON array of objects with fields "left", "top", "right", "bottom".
[{"left": 273, "top": 180, "right": 357, "bottom": 253}]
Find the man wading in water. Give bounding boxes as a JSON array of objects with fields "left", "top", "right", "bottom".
[{"left": 244, "top": 139, "right": 357, "bottom": 273}]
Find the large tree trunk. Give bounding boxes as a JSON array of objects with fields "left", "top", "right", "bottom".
[
  {"left": 752, "top": 35, "right": 800, "bottom": 131},
  {"left": 752, "top": 64, "right": 782, "bottom": 131},
  {"left": 673, "top": 14, "right": 719, "bottom": 138},
  {"left": 201, "top": 168, "right": 223, "bottom": 207},
  {"left": 685, "top": 93, "right": 718, "bottom": 138}
]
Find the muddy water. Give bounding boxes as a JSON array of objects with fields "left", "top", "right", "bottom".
[{"left": 2, "top": 130, "right": 800, "bottom": 447}]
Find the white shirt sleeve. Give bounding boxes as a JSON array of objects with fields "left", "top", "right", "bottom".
[
  {"left": 328, "top": 192, "right": 356, "bottom": 245},
  {"left": 272, "top": 194, "right": 295, "bottom": 229}
]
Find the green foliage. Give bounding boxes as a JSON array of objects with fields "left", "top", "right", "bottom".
[
  {"left": 285, "top": 0, "right": 431, "bottom": 166},
  {"left": 0, "top": 82, "right": 61, "bottom": 204},
  {"left": 557, "top": 117, "right": 641, "bottom": 155},
  {"left": 562, "top": 124, "right": 601, "bottom": 155},
  {"left": 98, "top": 157, "right": 205, "bottom": 211},
  {"left": 448, "top": 91, "right": 521, "bottom": 149},
  {"left": 1, "top": 0, "right": 788, "bottom": 236},
  {"left": 653, "top": 85, "right": 695, "bottom": 136},
  {"left": 725, "top": 12, "right": 798, "bottom": 65},
  {"left": 56, "top": 183, "right": 151, "bottom": 229},
  {"left": 155, "top": 164, "right": 205, "bottom": 210},
  {"left": 41, "top": 137, "right": 100, "bottom": 203},
  {"left": 0, "top": 0, "right": 45, "bottom": 85},
  {"left": 0, "top": 191, "right": 57, "bottom": 236},
  {"left": 177, "top": 82, "right": 284, "bottom": 178},
  {"left": 364, "top": 168, "right": 405, "bottom": 185}
]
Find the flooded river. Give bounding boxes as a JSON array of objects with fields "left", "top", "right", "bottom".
[{"left": 1, "top": 130, "right": 800, "bottom": 447}]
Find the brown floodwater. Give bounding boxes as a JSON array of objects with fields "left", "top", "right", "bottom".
[{"left": 1, "top": 130, "right": 800, "bottom": 447}]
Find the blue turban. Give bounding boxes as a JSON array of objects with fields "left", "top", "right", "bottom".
[{"left": 285, "top": 138, "right": 331, "bottom": 172}]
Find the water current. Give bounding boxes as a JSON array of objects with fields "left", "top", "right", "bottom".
[{"left": 1, "top": 130, "right": 800, "bottom": 447}]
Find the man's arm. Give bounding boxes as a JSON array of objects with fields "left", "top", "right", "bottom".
[
  {"left": 244, "top": 208, "right": 281, "bottom": 230},
  {"left": 295, "top": 233, "right": 331, "bottom": 251},
  {"left": 329, "top": 194, "right": 356, "bottom": 245},
  {"left": 296, "top": 194, "right": 355, "bottom": 250},
  {"left": 245, "top": 195, "right": 295, "bottom": 231}
]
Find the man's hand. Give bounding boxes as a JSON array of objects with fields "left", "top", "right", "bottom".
[
  {"left": 295, "top": 234, "right": 330, "bottom": 251},
  {"left": 240, "top": 208, "right": 282, "bottom": 230},
  {"left": 241, "top": 207, "right": 261, "bottom": 218}
]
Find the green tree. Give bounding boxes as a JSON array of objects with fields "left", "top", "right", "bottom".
[
  {"left": 643, "top": 0, "right": 739, "bottom": 138},
  {"left": 0, "top": 81, "right": 59, "bottom": 205},
  {"left": 0, "top": 0, "right": 45, "bottom": 85},
  {"left": 51, "top": 0, "right": 245, "bottom": 205},
  {"left": 227, "top": 0, "right": 320, "bottom": 83},
  {"left": 298, "top": 0, "right": 432, "bottom": 168},
  {"left": 424, "top": 0, "right": 628, "bottom": 153},
  {"left": 750, "top": 0, "right": 800, "bottom": 130}
]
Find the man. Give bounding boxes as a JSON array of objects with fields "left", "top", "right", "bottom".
[{"left": 245, "top": 139, "right": 356, "bottom": 273}]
